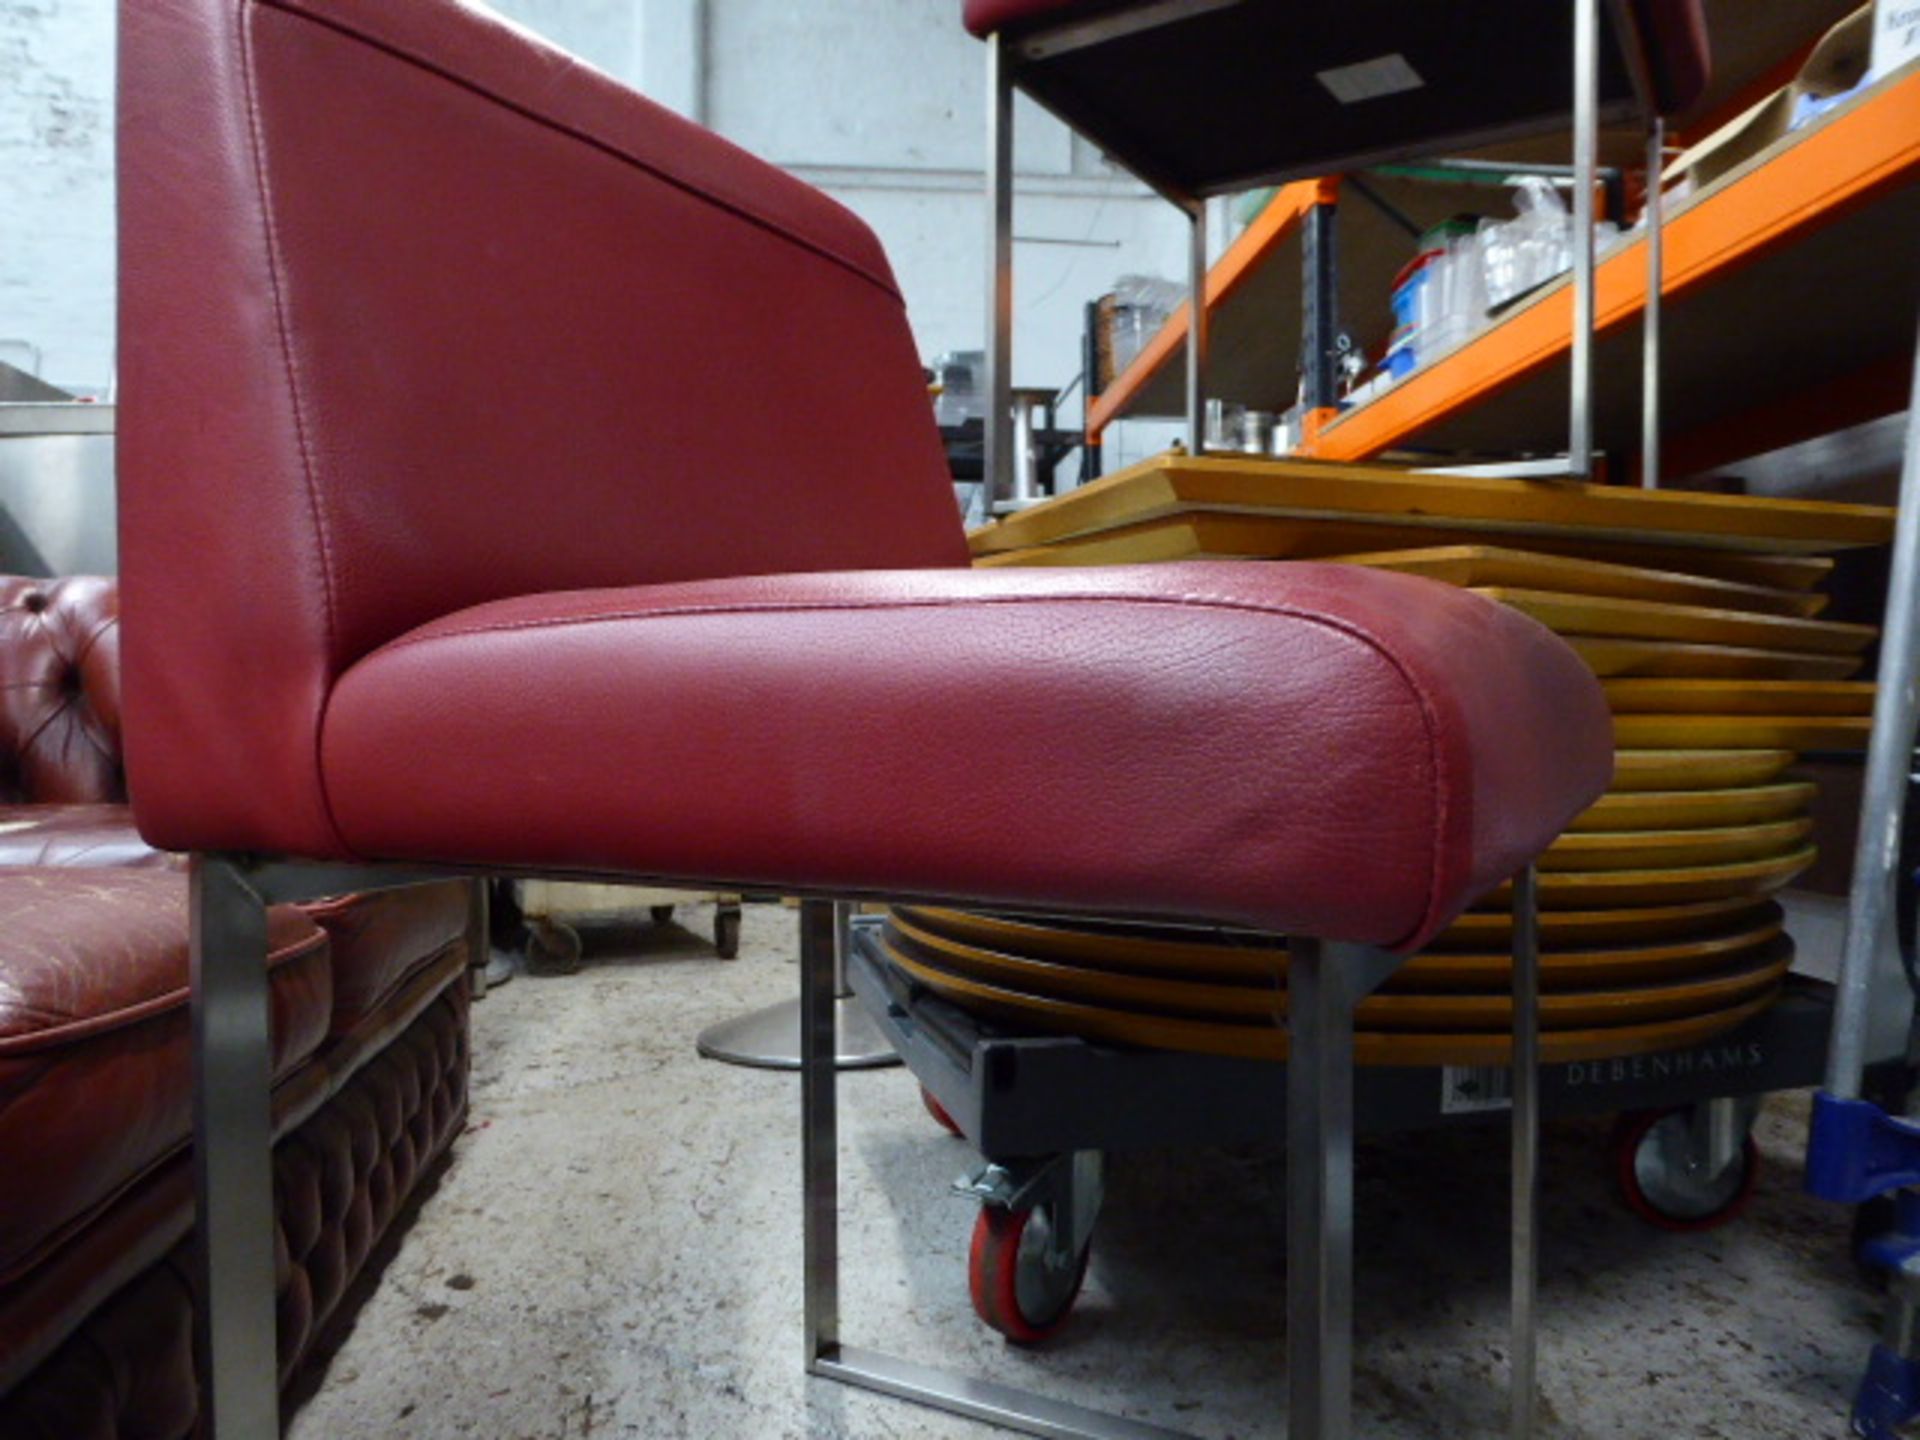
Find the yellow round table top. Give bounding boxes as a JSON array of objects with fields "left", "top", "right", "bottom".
[
  {"left": 897, "top": 902, "right": 1786, "bottom": 992},
  {"left": 1568, "top": 637, "right": 1860, "bottom": 681},
  {"left": 1568, "top": 783, "right": 1814, "bottom": 832},
  {"left": 885, "top": 918, "right": 1789, "bottom": 1034},
  {"left": 1484, "top": 845, "right": 1816, "bottom": 909},
  {"left": 1432, "top": 895, "right": 1776, "bottom": 948},
  {"left": 1542, "top": 817, "right": 1813, "bottom": 871},
  {"left": 1400, "top": 909, "right": 1785, "bottom": 989},
  {"left": 1608, "top": 750, "right": 1798, "bottom": 792},
  {"left": 1610, "top": 714, "right": 1873, "bottom": 751},
  {"left": 876, "top": 935, "right": 1782, "bottom": 1067},
  {"left": 1601, "top": 680, "right": 1875, "bottom": 715}
]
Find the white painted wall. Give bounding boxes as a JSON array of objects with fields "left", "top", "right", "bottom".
[
  {"left": 2, "top": 0, "right": 1187, "bottom": 457},
  {"left": 2, "top": 0, "right": 116, "bottom": 395}
]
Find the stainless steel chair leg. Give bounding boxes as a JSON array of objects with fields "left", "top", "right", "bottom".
[
  {"left": 1287, "top": 939, "right": 1402, "bottom": 1440},
  {"left": 800, "top": 899, "right": 842, "bottom": 1365},
  {"left": 190, "top": 856, "right": 280, "bottom": 1439},
  {"left": 1287, "top": 936, "right": 1354, "bottom": 1440},
  {"left": 1510, "top": 864, "right": 1542, "bottom": 1440}
]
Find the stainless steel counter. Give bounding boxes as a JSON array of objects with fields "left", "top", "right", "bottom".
[{"left": 0, "top": 403, "right": 117, "bottom": 576}]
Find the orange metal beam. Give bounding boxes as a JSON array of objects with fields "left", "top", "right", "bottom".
[
  {"left": 1301, "top": 69, "right": 1920, "bottom": 464},
  {"left": 1086, "top": 178, "right": 1331, "bottom": 440}
]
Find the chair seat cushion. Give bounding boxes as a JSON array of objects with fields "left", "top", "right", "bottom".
[
  {"left": 320, "top": 563, "right": 1611, "bottom": 950},
  {"left": 0, "top": 869, "right": 330, "bottom": 1289}
]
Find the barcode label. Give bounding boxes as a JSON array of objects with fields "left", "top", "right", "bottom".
[{"left": 1441, "top": 1064, "right": 1513, "bottom": 1115}]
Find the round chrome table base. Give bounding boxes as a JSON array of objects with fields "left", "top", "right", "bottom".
[{"left": 696, "top": 995, "right": 899, "bottom": 1070}]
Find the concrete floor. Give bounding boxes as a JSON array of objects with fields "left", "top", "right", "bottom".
[{"left": 289, "top": 901, "right": 1882, "bottom": 1440}]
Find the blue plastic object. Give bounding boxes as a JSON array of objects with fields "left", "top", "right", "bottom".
[
  {"left": 1808, "top": 1092, "right": 1920, "bottom": 1205},
  {"left": 1815, "top": 1096, "right": 1920, "bottom": 1436},
  {"left": 1853, "top": 1343, "right": 1920, "bottom": 1438},
  {"left": 1862, "top": 1192, "right": 1920, "bottom": 1275}
]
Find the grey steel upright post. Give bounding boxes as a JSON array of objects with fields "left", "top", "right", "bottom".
[
  {"left": 1186, "top": 199, "right": 1209, "bottom": 452},
  {"left": 984, "top": 30, "right": 1016, "bottom": 517},
  {"left": 1825, "top": 316, "right": 1920, "bottom": 1100},
  {"left": 1569, "top": 0, "right": 1599, "bottom": 478},
  {"left": 1302, "top": 193, "right": 1340, "bottom": 418},
  {"left": 1641, "top": 118, "right": 1665, "bottom": 489},
  {"left": 1510, "top": 865, "right": 1542, "bottom": 1440},
  {"left": 190, "top": 857, "right": 280, "bottom": 1440}
]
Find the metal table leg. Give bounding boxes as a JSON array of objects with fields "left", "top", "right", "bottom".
[{"left": 697, "top": 902, "right": 899, "bottom": 1070}]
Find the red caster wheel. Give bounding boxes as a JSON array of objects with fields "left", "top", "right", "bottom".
[
  {"left": 921, "top": 1084, "right": 962, "bottom": 1137},
  {"left": 1614, "top": 1106, "right": 1760, "bottom": 1232},
  {"left": 968, "top": 1203, "right": 1090, "bottom": 1344}
]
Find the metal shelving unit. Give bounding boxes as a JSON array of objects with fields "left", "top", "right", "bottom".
[{"left": 1089, "top": 59, "right": 1920, "bottom": 482}]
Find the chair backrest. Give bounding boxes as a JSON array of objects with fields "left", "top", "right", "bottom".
[{"left": 118, "top": 0, "right": 967, "bottom": 856}]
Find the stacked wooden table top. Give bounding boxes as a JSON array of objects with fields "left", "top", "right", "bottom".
[{"left": 883, "top": 453, "right": 1897, "bottom": 1066}]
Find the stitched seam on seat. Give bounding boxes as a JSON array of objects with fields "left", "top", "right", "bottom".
[
  {"left": 255, "top": 0, "right": 902, "bottom": 303},
  {"left": 240, "top": 2, "right": 354, "bottom": 856},
  {"left": 355, "top": 590, "right": 1452, "bottom": 939}
]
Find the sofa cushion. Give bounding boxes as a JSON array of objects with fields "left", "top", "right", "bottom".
[
  {"left": 0, "top": 805, "right": 173, "bottom": 870},
  {"left": 0, "top": 870, "right": 331, "bottom": 1292},
  {"left": 0, "top": 976, "right": 471, "bottom": 1413},
  {"left": 0, "top": 578, "right": 125, "bottom": 806},
  {"left": 299, "top": 883, "right": 469, "bottom": 1036},
  {"left": 0, "top": 801, "right": 468, "bottom": 1036}
]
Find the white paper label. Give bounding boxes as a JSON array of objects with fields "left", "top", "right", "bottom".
[
  {"left": 1316, "top": 53, "right": 1425, "bottom": 105},
  {"left": 1441, "top": 1064, "right": 1513, "bottom": 1115}
]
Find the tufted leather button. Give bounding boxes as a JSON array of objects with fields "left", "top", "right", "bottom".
[{"left": 0, "top": 577, "right": 125, "bottom": 806}]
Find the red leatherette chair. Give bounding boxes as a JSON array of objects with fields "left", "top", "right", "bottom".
[{"left": 117, "top": 1, "right": 1611, "bottom": 1436}]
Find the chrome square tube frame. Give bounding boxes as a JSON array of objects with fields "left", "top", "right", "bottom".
[
  {"left": 802, "top": 868, "right": 1545, "bottom": 1440},
  {"left": 189, "top": 857, "right": 471, "bottom": 1439},
  {"left": 190, "top": 860, "right": 1541, "bottom": 1439}
]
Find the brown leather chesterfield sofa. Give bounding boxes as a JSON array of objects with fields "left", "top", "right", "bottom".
[{"left": 0, "top": 575, "right": 476, "bottom": 1437}]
